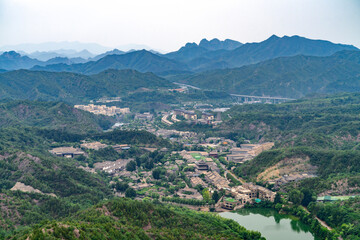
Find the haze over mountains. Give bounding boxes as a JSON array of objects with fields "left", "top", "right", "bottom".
[
  {"left": 0, "top": 35, "right": 359, "bottom": 99},
  {"left": 0, "top": 41, "right": 111, "bottom": 55}
]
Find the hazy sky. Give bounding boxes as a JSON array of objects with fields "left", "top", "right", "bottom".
[{"left": 0, "top": 0, "right": 359, "bottom": 52}]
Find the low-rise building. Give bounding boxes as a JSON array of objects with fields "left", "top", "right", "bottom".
[
  {"left": 190, "top": 177, "right": 207, "bottom": 187},
  {"left": 227, "top": 142, "right": 275, "bottom": 163},
  {"left": 209, "top": 151, "right": 219, "bottom": 158},
  {"left": 174, "top": 109, "right": 197, "bottom": 120},
  {"left": 135, "top": 112, "right": 153, "bottom": 121},
  {"left": 81, "top": 141, "right": 107, "bottom": 150},
  {"left": 50, "top": 147, "right": 85, "bottom": 158},
  {"left": 74, "top": 104, "right": 130, "bottom": 116},
  {"left": 113, "top": 144, "right": 131, "bottom": 151},
  {"left": 205, "top": 171, "right": 230, "bottom": 190},
  {"left": 201, "top": 113, "right": 214, "bottom": 121},
  {"left": 231, "top": 184, "right": 276, "bottom": 203},
  {"left": 196, "top": 160, "right": 209, "bottom": 171},
  {"left": 227, "top": 153, "right": 248, "bottom": 163},
  {"left": 222, "top": 197, "right": 238, "bottom": 210}
]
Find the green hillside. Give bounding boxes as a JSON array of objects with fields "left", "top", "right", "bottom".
[
  {"left": 216, "top": 93, "right": 360, "bottom": 198},
  {"left": 221, "top": 92, "right": 360, "bottom": 149},
  {"left": 0, "top": 100, "right": 114, "bottom": 133},
  {"left": 180, "top": 50, "right": 360, "bottom": 98},
  {"left": 11, "top": 198, "right": 263, "bottom": 240},
  {"left": 0, "top": 69, "right": 175, "bottom": 103},
  {"left": 0, "top": 122, "right": 172, "bottom": 237}
]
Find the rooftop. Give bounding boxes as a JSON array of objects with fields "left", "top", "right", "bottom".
[{"left": 225, "top": 197, "right": 237, "bottom": 203}]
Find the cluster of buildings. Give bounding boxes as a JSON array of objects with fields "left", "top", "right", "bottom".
[
  {"left": 50, "top": 142, "right": 131, "bottom": 159},
  {"left": 74, "top": 104, "right": 130, "bottom": 116},
  {"left": 174, "top": 109, "right": 198, "bottom": 120},
  {"left": 227, "top": 142, "right": 275, "bottom": 163},
  {"left": 173, "top": 109, "right": 218, "bottom": 124},
  {"left": 205, "top": 171, "right": 230, "bottom": 189},
  {"left": 190, "top": 177, "right": 207, "bottom": 188},
  {"left": 94, "top": 159, "right": 131, "bottom": 175},
  {"left": 154, "top": 129, "right": 197, "bottom": 139},
  {"left": 270, "top": 173, "right": 317, "bottom": 189},
  {"left": 160, "top": 110, "right": 218, "bottom": 126},
  {"left": 180, "top": 151, "right": 220, "bottom": 173},
  {"left": 223, "top": 183, "right": 276, "bottom": 209},
  {"left": 161, "top": 114, "right": 173, "bottom": 125},
  {"left": 95, "top": 97, "right": 122, "bottom": 103},
  {"left": 177, "top": 149, "right": 276, "bottom": 210}
]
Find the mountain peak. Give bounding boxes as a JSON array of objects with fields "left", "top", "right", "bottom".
[
  {"left": 198, "top": 38, "right": 242, "bottom": 51},
  {"left": 184, "top": 42, "right": 198, "bottom": 48},
  {"left": 199, "top": 38, "right": 220, "bottom": 45},
  {"left": 1, "top": 51, "right": 22, "bottom": 58},
  {"left": 267, "top": 34, "right": 280, "bottom": 41}
]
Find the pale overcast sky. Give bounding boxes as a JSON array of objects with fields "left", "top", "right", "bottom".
[{"left": 0, "top": 0, "right": 359, "bottom": 52}]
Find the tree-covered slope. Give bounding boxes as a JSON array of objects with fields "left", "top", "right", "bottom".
[
  {"left": 11, "top": 198, "right": 264, "bottom": 240},
  {"left": 0, "top": 124, "right": 171, "bottom": 237},
  {"left": 0, "top": 100, "right": 114, "bottom": 133},
  {"left": 180, "top": 50, "right": 360, "bottom": 98},
  {"left": 91, "top": 69, "right": 174, "bottom": 93},
  {"left": 218, "top": 93, "right": 360, "bottom": 196},
  {"left": 221, "top": 92, "right": 360, "bottom": 149},
  {"left": 0, "top": 69, "right": 175, "bottom": 103}
]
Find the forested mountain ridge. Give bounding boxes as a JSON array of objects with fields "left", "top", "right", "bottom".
[
  {"left": 221, "top": 92, "right": 360, "bottom": 149},
  {"left": 179, "top": 50, "right": 360, "bottom": 98},
  {"left": 10, "top": 198, "right": 263, "bottom": 240},
  {"left": 0, "top": 69, "right": 175, "bottom": 103},
  {"left": 0, "top": 100, "right": 114, "bottom": 133}
]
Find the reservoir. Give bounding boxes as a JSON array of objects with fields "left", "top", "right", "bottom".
[{"left": 220, "top": 208, "right": 315, "bottom": 240}]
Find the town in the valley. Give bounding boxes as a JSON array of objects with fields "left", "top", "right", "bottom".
[{"left": 42, "top": 96, "right": 309, "bottom": 212}]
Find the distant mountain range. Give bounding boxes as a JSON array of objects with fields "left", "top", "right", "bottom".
[
  {"left": 0, "top": 69, "right": 175, "bottom": 103},
  {"left": 0, "top": 41, "right": 111, "bottom": 54},
  {"left": 1, "top": 35, "right": 360, "bottom": 99},
  {"left": 0, "top": 51, "right": 89, "bottom": 70},
  {"left": 1, "top": 35, "right": 357, "bottom": 75},
  {"left": 31, "top": 50, "right": 189, "bottom": 75},
  {"left": 178, "top": 50, "right": 360, "bottom": 98},
  {"left": 25, "top": 49, "right": 96, "bottom": 61},
  {"left": 2, "top": 50, "right": 360, "bottom": 102},
  {"left": 165, "top": 35, "right": 358, "bottom": 72}
]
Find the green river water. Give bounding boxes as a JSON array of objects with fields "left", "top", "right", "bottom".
[{"left": 220, "top": 208, "right": 316, "bottom": 240}]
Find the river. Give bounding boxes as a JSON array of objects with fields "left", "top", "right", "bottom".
[{"left": 220, "top": 208, "right": 316, "bottom": 240}]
